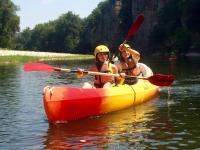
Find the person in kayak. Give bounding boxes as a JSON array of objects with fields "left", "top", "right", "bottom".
[
  {"left": 115, "top": 43, "right": 141, "bottom": 84},
  {"left": 76, "top": 45, "right": 125, "bottom": 88}
]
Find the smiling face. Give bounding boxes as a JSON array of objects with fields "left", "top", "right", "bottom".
[
  {"left": 121, "top": 50, "right": 130, "bottom": 59},
  {"left": 96, "top": 52, "right": 109, "bottom": 62}
]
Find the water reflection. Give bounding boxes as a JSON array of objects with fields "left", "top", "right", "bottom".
[
  {"left": 43, "top": 99, "right": 159, "bottom": 149},
  {"left": 0, "top": 64, "right": 20, "bottom": 93},
  {"left": 0, "top": 64, "right": 47, "bottom": 149},
  {"left": 0, "top": 56, "right": 200, "bottom": 149},
  {"left": 0, "top": 64, "right": 22, "bottom": 143}
]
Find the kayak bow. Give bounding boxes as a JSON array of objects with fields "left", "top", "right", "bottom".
[{"left": 43, "top": 80, "right": 159, "bottom": 122}]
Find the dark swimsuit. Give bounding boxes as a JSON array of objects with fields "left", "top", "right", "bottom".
[{"left": 121, "top": 56, "right": 140, "bottom": 85}]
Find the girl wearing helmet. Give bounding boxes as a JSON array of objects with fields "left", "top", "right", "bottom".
[
  {"left": 77, "top": 45, "right": 124, "bottom": 88},
  {"left": 115, "top": 43, "right": 141, "bottom": 84}
]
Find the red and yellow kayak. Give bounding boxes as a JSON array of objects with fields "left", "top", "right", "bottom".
[{"left": 43, "top": 80, "right": 159, "bottom": 123}]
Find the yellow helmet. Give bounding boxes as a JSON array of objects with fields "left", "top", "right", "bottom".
[
  {"left": 119, "top": 43, "right": 131, "bottom": 51},
  {"left": 94, "top": 45, "right": 110, "bottom": 59},
  {"left": 124, "top": 44, "right": 131, "bottom": 48}
]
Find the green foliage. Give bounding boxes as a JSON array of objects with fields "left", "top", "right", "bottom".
[
  {"left": 173, "top": 27, "right": 191, "bottom": 53},
  {"left": 17, "top": 12, "right": 82, "bottom": 53},
  {"left": 0, "top": 55, "right": 39, "bottom": 63},
  {"left": 54, "top": 12, "right": 83, "bottom": 53},
  {"left": 0, "top": 0, "right": 19, "bottom": 48},
  {"left": 2, "top": 0, "right": 199, "bottom": 55},
  {"left": 149, "top": 26, "right": 167, "bottom": 52},
  {"left": 15, "top": 28, "right": 32, "bottom": 50},
  {"left": 183, "top": 0, "right": 200, "bottom": 33},
  {"left": 79, "top": 0, "right": 110, "bottom": 53},
  {"left": 149, "top": 0, "right": 200, "bottom": 54}
]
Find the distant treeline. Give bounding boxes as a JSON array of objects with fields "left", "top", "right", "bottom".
[
  {"left": 0, "top": 0, "right": 19, "bottom": 49},
  {"left": 0, "top": 0, "right": 199, "bottom": 55}
]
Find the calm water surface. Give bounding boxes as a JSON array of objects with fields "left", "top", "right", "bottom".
[{"left": 0, "top": 57, "right": 200, "bottom": 149}]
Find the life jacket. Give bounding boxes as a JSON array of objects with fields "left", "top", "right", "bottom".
[{"left": 93, "top": 61, "right": 115, "bottom": 88}]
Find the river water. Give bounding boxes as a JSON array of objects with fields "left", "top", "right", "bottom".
[{"left": 0, "top": 56, "right": 200, "bottom": 149}]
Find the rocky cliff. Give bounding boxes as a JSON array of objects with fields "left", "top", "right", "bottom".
[
  {"left": 84, "top": 0, "right": 169, "bottom": 54},
  {"left": 131, "top": 0, "right": 169, "bottom": 52}
]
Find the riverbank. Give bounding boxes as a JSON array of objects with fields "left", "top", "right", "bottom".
[{"left": 0, "top": 49, "right": 93, "bottom": 63}]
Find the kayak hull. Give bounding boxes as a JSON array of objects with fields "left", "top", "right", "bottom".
[{"left": 43, "top": 81, "right": 159, "bottom": 122}]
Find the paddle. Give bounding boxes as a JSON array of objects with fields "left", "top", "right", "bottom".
[
  {"left": 23, "top": 63, "right": 175, "bottom": 86},
  {"left": 116, "top": 14, "right": 144, "bottom": 61},
  {"left": 134, "top": 74, "right": 175, "bottom": 86},
  {"left": 123, "top": 14, "right": 144, "bottom": 44}
]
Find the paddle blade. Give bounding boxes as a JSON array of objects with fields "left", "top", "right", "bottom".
[
  {"left": 147, "top": 74, "right": 176, "bottom": 86},
  {"left": 23, "top": 63, "right": 57, "bottom": 72},
  {"left": 126, "top": 14, "right": 144, "bottom": 40}
]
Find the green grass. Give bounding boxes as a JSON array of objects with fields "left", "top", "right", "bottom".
[
  {"left": 39, "top": 54, "right": 94, "bottom": 60},
  {"left": 0, "top": 55, "right": 94, "bottom": 64},
  {"left": 0, "top": 56, "right": 40, "bottom": 63}
]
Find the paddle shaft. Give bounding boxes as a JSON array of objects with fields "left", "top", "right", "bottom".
[
  {"left": 54, "top": 68, "right": 120, "bottom": 77},
  {"left": 57, "top": 68, "right": 175, "bottom": 86},
  {"left": 55, "top": 68, "right": 152, "bottom": 79},
  {"left": 23, "top": 63, "right": 175, "bottom": 86}
]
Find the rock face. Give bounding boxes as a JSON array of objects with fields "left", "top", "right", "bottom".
[
  {"left": 85, "top": 0, "right": 123, "bottom": 53},
  {"left": 130, "top": 0, "right": 169, "bottom": 51},
  {"left": 85, "top": 0, "right": 169, "bottom": 54}
]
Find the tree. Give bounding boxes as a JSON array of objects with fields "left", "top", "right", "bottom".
[
  {"left": 54, "top": 12, "right": 83, "bottom": 53},
  {"left": 16, "top": 12, "right": 82, "bottom": 53},
  {"left": 80, "top": 0, "right": 110, "bottom": 53},
  {"left": 183, "top": 0, "right": 200, "bottom": 33},
  {"left": 0, "top": 0, "right": 19, "bottom": 48},
  {"left": 15, "top": 27, "right": 32, "bottom": 50}
]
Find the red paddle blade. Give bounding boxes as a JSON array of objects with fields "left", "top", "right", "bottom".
[
  {"left": 126, "top": 14, "right": 144, "bottom": 40},
  {"left": 147, "top": 74, "right": 176, "bottom": 86},
  {"left": 23, "top": 63, "right": 56, "bottom": 72}
]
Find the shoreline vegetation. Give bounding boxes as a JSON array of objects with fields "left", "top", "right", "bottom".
[
  {"left": 1, "top": 49, "right": 199, "bottom": 64},
  {"left": 0, "top": 49, "right": 93, "bottom": 63}
]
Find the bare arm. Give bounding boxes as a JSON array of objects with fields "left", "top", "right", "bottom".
[
  {"left": 119, "top": 44, "right": 140, "bottom": 62},
  {"left": 112, "top": 64, "right": 125, "bottom": 85},
  {"left": 76, "top": 63, "right": 96, "bottom": 78},
  {"left": 125, "top": 48, "right": 140, "bottom": 62}
]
